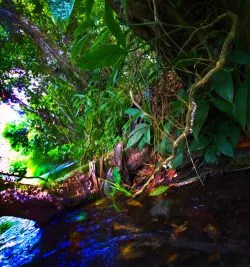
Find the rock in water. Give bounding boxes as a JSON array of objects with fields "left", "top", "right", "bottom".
[{"left": 150, "top": 199, "right": 171, "bottom": 218}]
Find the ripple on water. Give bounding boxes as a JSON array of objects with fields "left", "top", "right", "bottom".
[{"left": 0, "top": 216, "right": 42, "bottom": 267}]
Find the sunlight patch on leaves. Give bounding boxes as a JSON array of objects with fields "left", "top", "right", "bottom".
[{"left": 149, "top": 185, "right": 169, "bottom": 196}]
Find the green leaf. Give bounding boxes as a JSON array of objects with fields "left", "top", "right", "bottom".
[
  {"left": 48, "top": 0, "right": 75, "bottom": 21},
  {"left": 0, "top": 25, "right": 8, "bottom": 38},
  {"left": 105, "top": 0, "right": 126, "bottom": 47},
  {"left": 127, "top": 128, "right": 145, "bottom": 148},
  {"left": 210, "top": 98, "right": 233, "bottom": 116},
  {"left": 145, "top": 127, "right": 151, "bottom": 144},
  {"left": 74, "top": 20, "right": 93, "bottom": 38},
  {"left": 217, "top": 121, "right": 230, "bottom": 138},
  {"left": 190, "top": 136, "right": 211, "bottom": 151},
  {"left": 138, "top": 127, "right": 150, "bottom": 150},
  {"left": 112, "top": 166, "right": 121, "bottom": 184},
  {"left": 85, "top": 0, "right": 94, "bottom": 21},
  {"left": 129, "top": 123, "right": 148, "bottom": 137},
  {"left": 173, "top": 51, "right": 200, "bottom": 68},
  {"left": 78, "top": 45, "right": 125, "bottom": 70},
  {"left": 228, "top": 50, "right": 250, "bottom": 65},
  {"left": 71, "top": 34, "right": 90, "bottom": 59},
  {"left": 125, "top": 108, "right": 142, "bottom": 116},
  {"left": 171, "top": 99, "right": 185, "bottom": 116},
  {"left": 158, "top": 136, "right": 166, "bottom": 154},
  {"left": 149, "top": 185, "right": 169, "bottom": 196},
  {"left": 204, "top": 145, "right": 217, "bottom": 164},
  {"left": 163, "top": 120, "right": 172, "bottom": 135},
  {"left": 193, "top": 100, "right": 209, "bottom": 139},
  {"left": 112, "top": 199, "right": 121, "bottom": 211},
  {"left": 233, "top": 76, "right": 250, "bottom": 129},
  {"left": 174, "top": 58, "right": 200, "bottom": 68},
  {"left": 116, "top": 184, "right": 132, "bottom": 197},
  {"left": 212, "top": 69, "right": 234, "bottom": 102},
  {"left": 159, "top": 136, "right": 172, "bottom": 154},
  {"left": 91, "top": 28, "right": 110, "bottom": 50},
  {"left": 171, "top": 152, "right": 184, "bottom": 169},
  {"left": 228, "top": 123, "right": 240, "bottom": 148},
  {"left": 216, "top": 136, "right": 234, "bottom": 157},
  {"left": 138, "top": 137, "right": 146, "bottom": 151}
]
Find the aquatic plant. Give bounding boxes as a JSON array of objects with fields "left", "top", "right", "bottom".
[{"left": 0, "top": 221, "right": 15, "bottom": 234}]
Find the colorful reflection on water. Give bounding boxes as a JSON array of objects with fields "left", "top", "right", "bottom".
[
  {"left": 0, "top": 216, "right": 41, "bottom": 266},
  {"left": 28, "top": 205, "right": 154, "bottom": 267},
  {"left": 2, "top": 172, "right": 250, "bottom": 267}
]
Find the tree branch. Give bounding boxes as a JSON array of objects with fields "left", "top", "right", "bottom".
[
  {"left": 133, "top": 10, "right": 238, "bottom": 197},
  {"left": 0, "top": 172, "right": 48, "bottom": 182},
  {"left": 0, "top": 6, "right": 88, "bottom": 88}
]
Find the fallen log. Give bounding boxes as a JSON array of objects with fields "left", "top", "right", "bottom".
[
  {"left": 0, "top": 170, "right": 97, "bottom": 226},
  {"left": 0, "top": 143, "right": 152, "bottom": 225}
]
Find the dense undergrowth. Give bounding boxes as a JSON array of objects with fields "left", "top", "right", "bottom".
[{"left": 0, "top": 0, "right": 250, "bottom": 193}]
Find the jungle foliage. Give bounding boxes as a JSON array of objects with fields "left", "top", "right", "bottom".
[{"left": 0, "top": 0, "right": 250, "bottom": 179}]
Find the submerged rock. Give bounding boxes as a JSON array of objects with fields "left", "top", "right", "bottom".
[{"left": 150, "top": 199, "right": 172, "bottom": 218}]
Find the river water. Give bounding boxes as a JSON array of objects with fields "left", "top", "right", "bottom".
[{"left": 1, "top": 170, "right": 250, "bottom": 266}]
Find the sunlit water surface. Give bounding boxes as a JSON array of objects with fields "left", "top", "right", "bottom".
[
  {"left": 1, "top": 172, "right": 250, "bottom": 267},
  {"left": 0, "top": 216, "right": 41, "bottom": 266}
]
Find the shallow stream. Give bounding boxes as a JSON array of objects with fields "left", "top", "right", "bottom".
[{"left": 1, "top": 170, "right": 250, "bottom": 267}]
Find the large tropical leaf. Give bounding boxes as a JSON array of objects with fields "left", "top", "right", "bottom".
[
  {"left": 190, "top": 136, "right": 211, "bottom": 151},
  {"left": 204, "top": 145, "right": 217, "bottom": 163},
  {"left": 228, "top": 50, "right": 250, "bottom": 65},
  {"left": 128, "top": 123, "right": 148, "bottom": 138},
  {"left": 216, "top": 136, "right": 234, "bottom": 157},
  {"left": 233, "top": 76, "right": 250, "bottom": 129},
  {"left": 125, "top": 108, "right": 142, "bottom": 117},
  {"left": 159, "top": 135, "right": 172, "bottom": 154},
  {"left": 192, "top": 100, "right": 209, "bottom": 140},
  {"left": 91, "top": 28, "right": 110, "bottom": 50},
  {"left": 78, "top": 45, "right": 125, "bottom": 70},
  {"left": 144, "top": 127, "right": 151, "bottom": 144},
  {"left": 173, "top": 51, "right": 200, "bottom": 68},
  {"left": 170, "top": 152, "right": 184, "bottom": 169},
  {"left": 212, "top": 69, "right": 234, "bottom": 103},
  {"left": 47, "top": 0, "right": 75, "bottom": 21},
  {"left": 127, "top": 128, "right": 146, "bottom": 148},
  {"left": 210, "top": 97, "right": 233, "bottom": 116},
  {"left": 85, "top": 0, "right": 95, "bottom": 21},
  {"left": 71, "top": 33, "right": 90, "bottom": 59},
  {"left": 228, "top": 123, "right": 240, "bottom": 148},
  {"left": 105, "top": 0, "right": 126, "bottom": 47},
  {"left": 73, "top": 21, "right": 93, "bottom": 38}
]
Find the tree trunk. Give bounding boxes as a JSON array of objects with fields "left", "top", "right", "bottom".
[{"left": 0, "top": 6, "right": 88, "bottom": 88}]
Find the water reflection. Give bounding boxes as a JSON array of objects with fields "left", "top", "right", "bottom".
[
  {"left": 0, "top": 216, "right": 41, "bottom": 266},
  {"left": 28, "top": 207, "right": 154, "bottom": 267}
]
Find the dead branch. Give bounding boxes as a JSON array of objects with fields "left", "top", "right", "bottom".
[{"left": 0, "top": 172, "right": 48, "bottom": 182}]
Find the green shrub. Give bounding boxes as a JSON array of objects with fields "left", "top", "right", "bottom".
[{"left": 9, "top": 160, "right": 27, "bottom": 176}]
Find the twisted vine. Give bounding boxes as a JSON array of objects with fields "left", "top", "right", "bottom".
[{"left": 133, "top": 10, "right": 238, "bottom": 197}]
